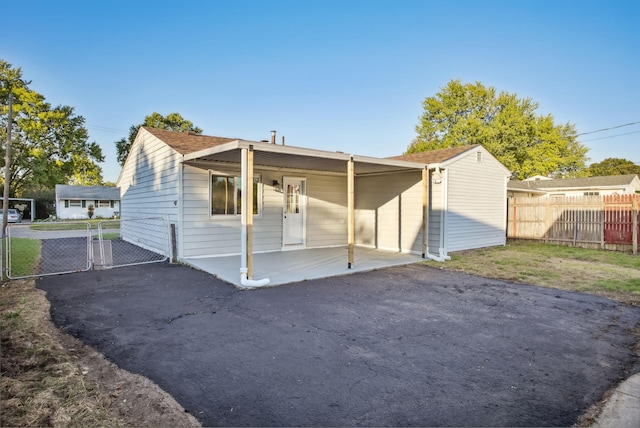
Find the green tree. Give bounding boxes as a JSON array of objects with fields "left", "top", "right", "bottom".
[
  {"left": 407, "top": 79, "right": 589, "bottom": 179},
  {"left": 0, "top": 59, "right": 104, "bottom": 196},
  {"left": 115, "top": 112, "right": 202, "bottom": 165},
  {"left": 586, "top": 158, "right": 640, "bottom": 177}
]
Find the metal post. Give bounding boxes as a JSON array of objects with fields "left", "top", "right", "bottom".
[{"left": 2, "top": 94, "right": 13, "bottom": 238}]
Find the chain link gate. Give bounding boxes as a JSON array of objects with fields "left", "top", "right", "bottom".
[{"left": 3, "top": 217, "right": 169, "bottom": 279}]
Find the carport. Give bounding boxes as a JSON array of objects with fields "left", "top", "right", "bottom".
[
  {"left": 184, "top": 246, "right": 424, "bottom": 286},
  {"left": 181, "top": 139, "right": 431, "bottom": 287}
]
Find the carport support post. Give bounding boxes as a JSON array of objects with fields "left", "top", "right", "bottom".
[
  {"left": 240, "top": 146, "right": 254, "bottom": 278},
  {"left": 347, "top": 157, "right": 355, "bottom": 268},
  {"left": 422, "top": 167, "right": 428, "bottom": 258}
]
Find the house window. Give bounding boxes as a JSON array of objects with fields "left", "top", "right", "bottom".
[
  {"left": 210, "top": 174, "right": 261, "bottom": 216},
  {"left": 68, "top": 200, "right": 81, "bottom": 208},
  {"left": 584, "top": 192, "right": 599, "bottom": 196},
  {"left": 97, "top": 200, "right": 111, "bottom": 208}
]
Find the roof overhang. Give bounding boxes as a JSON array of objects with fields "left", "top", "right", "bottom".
[{"left": 183, "top": 140, "right": 428, "bottom": 175}]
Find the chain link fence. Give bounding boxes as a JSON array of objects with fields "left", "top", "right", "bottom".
[
  {"left": 5, "top": 222, "right": 93, "bottom": 279},
  {"left": 3, "top": 217, "right": 170, "bottom": 279},
  {"left": 96, "top": 217, "right": 169, "bottom": 269}
]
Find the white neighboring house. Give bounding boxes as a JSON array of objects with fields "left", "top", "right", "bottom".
[
  {"left": 55, "top": 185, "right": 120, "bottom": 219},
  {"left": 507, "top": 174, "right": 640, "bottom": 198},
  {"left": 117, "top": 127, "right": 511, "bottom": 277}
]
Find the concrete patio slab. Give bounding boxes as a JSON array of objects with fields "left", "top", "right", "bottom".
[{"left": 183, "top": 246, "right": 425, "bottom": 286}]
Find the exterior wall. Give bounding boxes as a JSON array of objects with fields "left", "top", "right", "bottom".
[
  {"left": 56, "top": 201, "right": 120, "bottom": 219},
  {"left": 355, "top": 171, "right": 424, "bottom": 254},
  {"left": 181, "top": 166, "right": 348, "bottom": 258},
  {"left": 444, "top": 149, "right": 508, "bottom": 253},
  {"left": 428, "top": 171, "right": 445, "bottom": 254},
  {"left": 117, "top": 130, "right": 180, "bottom": 255}
]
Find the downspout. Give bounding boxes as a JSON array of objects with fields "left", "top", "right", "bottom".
[
  {"left": 426, "top": 165, "right": 450, "bottom": 262},
  {"left": 240, "top": 146, "right": 270, "bottom": 287}
]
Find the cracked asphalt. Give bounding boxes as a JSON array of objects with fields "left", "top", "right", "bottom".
[{"left": 38, "top": 262, "right": 640, "bottom": 426}]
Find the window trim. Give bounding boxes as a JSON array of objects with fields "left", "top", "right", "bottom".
[{"left": 209, "top": 171, "right": 262, "bottom": 218}]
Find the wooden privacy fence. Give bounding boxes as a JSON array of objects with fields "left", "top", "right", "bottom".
[{"left": 507, "top": 194, "right": 639, "bottom": 254}]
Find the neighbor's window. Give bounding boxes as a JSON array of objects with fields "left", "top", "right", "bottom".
[
  {"left": 211, "top": 174, "right": 260, "bottom": 216},
  {"left": 97, "top": 200, "right": 111, "bottom": 208},
  {"left": 67, "top": 200, "right": 82, "bottom": 208},
  {"left": 584, "top": 192, "right": 599, "bottom": 196}
]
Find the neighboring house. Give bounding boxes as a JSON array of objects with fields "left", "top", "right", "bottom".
[
  {"left": 508, "top": 174, "right": 640, "bottom": 198},
  {"left": 55, "top": 185, "right": 120, "bottom": 219},
  {"left": 117, "top": 127, "right": 510, "bottom": 282}
]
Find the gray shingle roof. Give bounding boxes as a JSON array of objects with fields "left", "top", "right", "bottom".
[
  {"left": 55, "top": 185, "right": 120, "bottom": 200},
  {"left": 508, "top": 174, "right": 639, "bottom": 191}
]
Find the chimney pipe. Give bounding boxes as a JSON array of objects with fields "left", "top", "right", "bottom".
[
  {"left": 282, "top": 136, "right": 285, "bottom": 146},
  {"left": 271, "top": 130, "right": 276, "bottom": 144}
]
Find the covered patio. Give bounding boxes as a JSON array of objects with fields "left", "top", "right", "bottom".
[{"left": 183, "top": 246, "right": 424, "bottom": 287}]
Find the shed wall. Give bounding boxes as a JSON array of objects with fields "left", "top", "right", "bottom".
[{"left": 444, "top": 149, "right": 508, "bottom": 252}]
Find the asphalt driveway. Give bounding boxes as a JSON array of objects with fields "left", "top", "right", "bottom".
[{"left": 38, "top": 262, "right": 640, "bottom": 426}]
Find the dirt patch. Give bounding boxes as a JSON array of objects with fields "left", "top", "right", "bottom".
[{"left": 0, "top": 279, "right": 199, "bottom": 427}]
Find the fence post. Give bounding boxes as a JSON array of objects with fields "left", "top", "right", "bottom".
[
  {"left": 544, "top": 198, "right": 551, "bottom": 244},
  {"left": 600, "top": 197, "right": 605, "bottom": 249},
  {"left": 633, "top": 198, "right": 638, "bottom": 255}
]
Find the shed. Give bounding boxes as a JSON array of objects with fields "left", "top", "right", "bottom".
[
  {"left": 117, "top": 127, "right": 510, "bottom": 286},
  {"left": 55, "top": 185, "right": 120, "bottom": 219}
]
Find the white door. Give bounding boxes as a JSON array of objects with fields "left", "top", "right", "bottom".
[{"left": 283, "top": 177, "right": 306, "bottom": 246}]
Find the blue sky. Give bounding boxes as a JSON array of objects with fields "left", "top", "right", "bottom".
[{"left": 2, "top": 0, "right": 639, "bottom": 182}]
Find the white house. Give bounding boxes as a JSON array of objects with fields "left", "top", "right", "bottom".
[
  {"left": 508, "top": 174, "right": 640, "bottom": 198},
  {"left": 55, "top": 185, "right": 120, "bottom": 219},
  {"left": 117, "top": 127, "right": 510, "bottom": 285}
]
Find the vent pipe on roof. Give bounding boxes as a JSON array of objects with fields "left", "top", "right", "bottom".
[
  {"left": 271, "top": 130, "right": 276, "bottom": 144},
  {"left": 282, "top": 136, "right": 285, "bottom": 146}
]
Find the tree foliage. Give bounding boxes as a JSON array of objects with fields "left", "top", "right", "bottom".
[
  {"left": 115, "top": 112, "right": 203, "bottom": 166},
  {"left": 587, "top": 158, "right": 640, "bottom": 177},
  {"left": 407, "top": 79, "right": 589, "bottom": 179},
  {"left": 1, "top": 59, "right": 104, "bottom": 196}
]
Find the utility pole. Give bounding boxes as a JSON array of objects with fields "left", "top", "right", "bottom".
[{"left": 2, "top": 93, "right": 13, "bottom": 238}]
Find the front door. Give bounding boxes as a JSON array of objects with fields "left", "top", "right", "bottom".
[{"left": 283, "top": 177, "right": 306, "bottom": 246}]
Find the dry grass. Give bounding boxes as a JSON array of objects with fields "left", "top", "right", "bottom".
[
  {"left": 0, "top": 279, "right": 125, "bottom": 427},
  {"left": 0, "top": 279, "right": 200, "bottom": 427},
  {"left": 432, "top": 240, "right": 640, "bottom": 306}
]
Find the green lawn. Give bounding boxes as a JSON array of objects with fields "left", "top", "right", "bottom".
[{"left": 4, "top": 238, "right": 41, "bottom": 278}]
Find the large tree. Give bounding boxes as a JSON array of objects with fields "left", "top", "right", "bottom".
[
  {"left": 587, "top": 158, "right": 640, "bottom": 177},
  {"left": 115, "top": 112, "right": 202, "bottom": 165},
  {"left": 407, "top": 79, "right": 589, "bottom": 179},
  {"left": 0, "top": 60, "right": 104, "bottom": 196}
]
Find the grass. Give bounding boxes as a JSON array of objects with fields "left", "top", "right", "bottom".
[
  {"left": 30, "top": 219, "right": 120, "bottom": 231},
  {"left": 431, "top": 240, "right": 640, "bottom": 305},
  {"left": 4, "top": 238, "right": 41, "bottom": 279}
]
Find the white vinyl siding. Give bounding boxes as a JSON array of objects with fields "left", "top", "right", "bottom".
[
  {"left": 181, "top": 168, "right": 348, "bottom": 257},
  {"left": 444, "top": 149, "right": 508, "bottom": 252},
  {"left": 306, "top": 175, "right": 348, "bottom": 248},
  {"left": 117, "top": 129, "right": 180, "bottom": 256},
  {"left": 355, "top": 171, "right": 423, "bottom": 254}
]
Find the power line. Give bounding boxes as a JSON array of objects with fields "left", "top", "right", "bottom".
[
  {"left": 580, "top": 130, "right": 640, "bottom": 142},
  {"left": 576, "top": 121, "right": 640, "bottom": 136},
  {"left": 87, "top": 124, "right": 127, "bottom": 134}
]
